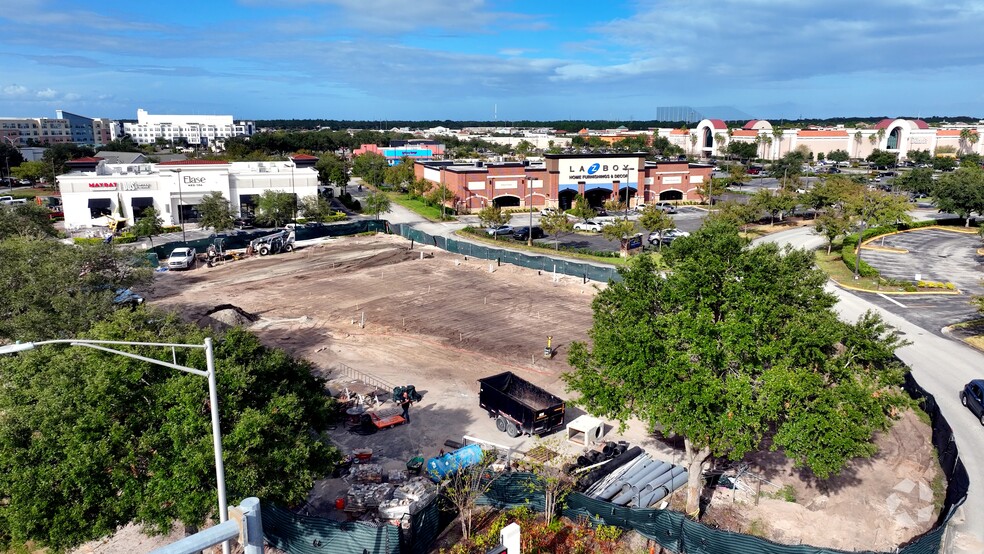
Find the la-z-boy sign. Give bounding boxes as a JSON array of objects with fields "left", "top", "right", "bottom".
[{"left": 561, "top": 158, "right": 639, "bottom": 183}]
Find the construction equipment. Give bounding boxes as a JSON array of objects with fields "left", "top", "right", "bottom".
[
  {"left": 248, "top": 229, "right": 295, "bottom": 256},
  {"left": 478, "top": 371, "right": 566, "bottom": 438}
]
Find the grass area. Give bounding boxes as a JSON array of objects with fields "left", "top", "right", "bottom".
[
  {"left": 2, "top": 187, "right": 54, "bottom": 200},
  {"left": 814, "top": 250, "right": 888, "bottom": 291},
  {"left": 386, "top": 192, "right": 454, "bottom": 222},
  {"left": 458, "top": 228, "right": 642, "bottom": 267}
]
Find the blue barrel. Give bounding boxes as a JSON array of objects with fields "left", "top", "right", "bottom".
[{"left": 425, "top": 444, "right": 483, "bottom": 481}]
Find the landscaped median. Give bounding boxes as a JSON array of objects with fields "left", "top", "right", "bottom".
[{"left": 385, "top": 191, "right": 455, "bottom": 222}]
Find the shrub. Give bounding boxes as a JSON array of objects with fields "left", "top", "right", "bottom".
[
  {"left": 840, "top": 244, "right": 878, "bottom": 277},
  {"left": 162, "top": 225, "right": 181, "bottom": 233}
]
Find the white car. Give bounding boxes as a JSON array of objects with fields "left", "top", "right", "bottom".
[
  {"left": 648, "top": 228, "right": 690, "bottom": 244},
  {"left": 167, "top": 247, "right": 197, "bottom": 270},
  {"left": 574, "top": 220, "right": 604, "bottom": 233},
  {"left": 486, "top": 225, "right": 514, "bottom": 236},
  {"left": 540, "top": 207, "right": 559, "bottom": 216}
]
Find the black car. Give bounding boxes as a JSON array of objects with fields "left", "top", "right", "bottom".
[
  {"left": 512, "top": 226, "right": 545, "bottom": 241},
  {"left": 960, "top": 380, "right": 984, "bottom": 425},
  {"left": 234, "top": 217, "right": 255, "bottom": 229}
]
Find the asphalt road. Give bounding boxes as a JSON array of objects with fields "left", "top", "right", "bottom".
[{"left": 759, "top": 226, "right": 984, "bottom": 553}]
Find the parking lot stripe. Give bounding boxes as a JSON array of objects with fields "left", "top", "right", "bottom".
[{"left": 877, "top": 293, "right": 908, "bottom": 308}]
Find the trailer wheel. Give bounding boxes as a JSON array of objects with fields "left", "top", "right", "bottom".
[
  {"left": 506, "top": 422, "right": 520, "bottom": 438},
  {"left": 495, "top": 416, "right": 507, "bottom": 433}
]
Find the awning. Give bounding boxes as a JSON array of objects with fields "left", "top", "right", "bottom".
[
  {"left": 131, "top": 197, "right": 154, "bottom": 207},
  {"left": 88, "top": 198, "right": 111, "bottom": 209}
]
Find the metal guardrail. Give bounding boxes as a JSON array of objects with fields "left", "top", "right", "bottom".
[{"left": 331, "top": 362, "right": 396, "bottom": 394}]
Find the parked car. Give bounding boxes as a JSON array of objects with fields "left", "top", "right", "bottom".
[
  {"left": 487, "top": 225, "right": 514, "bottom": 236},
  {"left": 960, "top": 379, "right": 984, "bottom": 425},
  {"left": 540, "top": 207, "right": 560, "bottom": 216},
  {"left": 167, "top": 247, "right": 197, "bottom": 270},
  {"left": 574, "top": 220, "right": 604, "bottom": 232},
  {"left": 234, "top": 217, "right": 255, "bottom": 229},
  {"left": 652, "top": 202, "right": 678, "bottom": 214},
  {"left": 648, "top": 228, "right": 690, "bottom": 245},
  {"left": 512, "top": 226, "right": 545, "bottom": 241}
]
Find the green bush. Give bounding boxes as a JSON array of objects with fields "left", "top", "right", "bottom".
[
  {"left": 72, "top": 234, "right": 138, "bottom": 246},
  {"left": 162, "top": 225, "right": 181, "bottom": 233},
  {"left": 840, "top": 243, "right": 878, "bottom": 277}
]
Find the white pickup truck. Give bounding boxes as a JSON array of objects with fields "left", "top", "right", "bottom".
[{"left": 167, "top": 247, "right": 197, "bottom": 270}]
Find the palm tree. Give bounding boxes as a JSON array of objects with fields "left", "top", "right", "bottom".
[
  {"left": 689, "top": 133, "right": 698, "bottom": 157},
  {"left": 876, "top": 128, "right": 886, "bottom": 147},
  {"left": 969, "top": 130, "right": 980, "bottom": 154},
  {"left": 763, "top": 136, "right": 773, "bottom": 160},
  {"left": 854, "top": 131, "right": 863, "bottom": 158},
  {"left": 959, "top": 128, "right": 974, "bottom": 155},
  {"left": 772, "top": 127, "right": 783, "bottom": 159},
  {"left": 713, "top": 133, "right": 725, "bottom": 157}
]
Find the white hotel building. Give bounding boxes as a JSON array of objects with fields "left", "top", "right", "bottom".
[
  {"left": 56, "top": 155, "right": 318, "bottom": 229},
  {"left": 121, "top": 109, "right": 255, "bottom": 147}
]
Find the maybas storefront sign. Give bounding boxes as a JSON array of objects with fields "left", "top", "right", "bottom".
[{"left": 562, "top": 157, "right": 638, "bottom": 184}]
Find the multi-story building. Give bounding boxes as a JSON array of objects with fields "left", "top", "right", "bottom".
[
  {"left": 121, "top": 109, "right": 255, "bottom": 147},
  {"left": 0, "top": 116, "right": 72, "bottom": 146},
  {"left": 55, "top": 110, "right": 119, "bottom": 146},
  {"left": 352, "top": 140, "right": 446, "bottom": 165}
]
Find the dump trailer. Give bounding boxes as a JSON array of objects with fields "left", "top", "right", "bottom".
[{"left": 478, "top": 371, "right": 565, "bottom": 438}]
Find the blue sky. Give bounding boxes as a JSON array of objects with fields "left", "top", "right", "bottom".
[{"left": 1, "top": 0, "right": 983, "bottom": 121}]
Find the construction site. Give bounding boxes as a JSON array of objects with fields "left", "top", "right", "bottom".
[{"left": 143, "top": 232, "right": 943, "bottom": 553}]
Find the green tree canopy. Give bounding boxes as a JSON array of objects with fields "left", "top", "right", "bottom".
[
  {"left": 11, "top": 160, "right": 48, "bottom": 184},
  {"left": 638, "top": 204, "right": 675, "bottom": 250},
  {"left": 131, "top": 207, "right": 165, "bottom": 237},
  {"left": 476, "top": 205, "right": 509, "bottom": 239},
  {"left": 0, "top": 308, "right": 341, "bottom": 551},
  {"left": 866, "top": 149, "right": 898, "bottom": 168},
  {"left": 893, "top": 167, "right": 935, "bottom": 196},
  {"left": 196, "top": 192, "right": 236, "bottom": 232},
  {"left": 0, "top": 203, "right": 58, "bottom": 239},
  {"left": 255, "top": 190, "right": 296, "bottom": 227},
  {"left": 564, "top": 220, "right": 909, "bottom": 515},
  {"left": 1, "top": 142, "right": 25, "bottom": 172},
  {"left": 299, "top": 194, "right": 336, "bottom": 222},
  {"left": 100, "top": 136, "right": 142, "bottom": 153},
  {"left": 383, "top": 157, "right": 416, "bottom": 190},
  {"left": 933, "top": 165, "right": 984, "bottom": 226},
  {"left": 540, "top": 212, "right": 574, "bottom": 249},
  {"left": 906, "top": 149, "right": 933, "bottom": 165},
  {"left": 363, "top": 191, "right": 392, "bottom": 220},
  {"left": 0, "top": 238, "right": 152, "bottom": 342},
  {"left": 314, "top": 153, "right": 350, "bottom": 189},
  {"left": 725, "top": 141, "right": 758, "bottom": 161},
  {"left": 827, "top": 149, "right": 850, "bottom": 163},
  {"left": 933, "top": 155, "right": 957, "bottom": 172},
  {"left": 568, "top": 194, "right": 596, "bottom": 222},
  {"left": 351, "top": 152, "right": 388, "bottom": 187}
]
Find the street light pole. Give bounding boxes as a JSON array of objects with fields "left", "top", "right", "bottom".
[
  {"left": 0, "top": 338, "right": 231, "bottom": 554},
  {"left": 288, "top": 161, "right": 296, "bottom": 225},
  {"left": 527, "top": 177, "right": 534, "bottom": 246}
]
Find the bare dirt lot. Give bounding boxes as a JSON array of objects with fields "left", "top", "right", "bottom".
[{"left": 118, "top": 233, "right": 941, "bottom": 553}]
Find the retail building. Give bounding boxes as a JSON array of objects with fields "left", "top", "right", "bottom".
[
  {"left": 56, "top": 155, "right": 318, "bottom": 229},
  {"left": 415, "top": 153, "right": 712, "bottom": 212}
]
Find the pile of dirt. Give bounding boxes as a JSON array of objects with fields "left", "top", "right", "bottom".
[{"left": 198, "top": 304, "right": 260, "bottom": 330}]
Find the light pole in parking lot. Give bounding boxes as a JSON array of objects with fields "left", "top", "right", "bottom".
[
  {"left": 286, "top": 159, "right": 296, "bottom": 225},
  {"left": 527, "top": 177, "right": 534, "bottom": 246}
]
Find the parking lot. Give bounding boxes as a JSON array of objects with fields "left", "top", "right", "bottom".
[{"left": 851, "top": 228, "right": 984, "bottom": 332}]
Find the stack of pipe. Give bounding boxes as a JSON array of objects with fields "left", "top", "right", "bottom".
[{"left": 575, "top": 445, "right": 643, "bottom": 491}]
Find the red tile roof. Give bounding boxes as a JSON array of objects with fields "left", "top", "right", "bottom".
[
  {"left": 936, "top": 130, "right": 962, "bottom": 137},
  {"left": 708, "top": 119, "right": 728, "bottom": 130},
  {"left": 290, "top": 154, "right": 318, "bottom": 160},
  {"left": 68, "top": 157, "right": 105, "bottom": 163},
  {"left": 874, "top": 118, "right": 894, "bottom": 130},
  {"left": 670, "top": 129, "right": 690, "bottom": 135},
  {"left": 731, "top": 130, "right": 759, "bottom": 137},
  {"left": 158, "top": 160, "right": 230, "bottom": 165},
  {"left": 743, "top": 120, "right": 760, "bottom": 129},
  {"left": 912, "top": 119, "right": 930, "bottom": 129}
]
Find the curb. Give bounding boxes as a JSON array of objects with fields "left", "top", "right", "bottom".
[{"left": 830, "top": 278, "right": 962, "bottom": 296}]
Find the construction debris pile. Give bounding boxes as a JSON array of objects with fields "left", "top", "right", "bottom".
[{"left": 378, "top": 477, "right": 438, "bottom": 521}]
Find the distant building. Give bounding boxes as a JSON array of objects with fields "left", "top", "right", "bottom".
[
  {"left": 0, "top": 115, "right": 72, "bottom": 146},
  {"left": 55, "top": 110, "right": 117, "bottom": 145},
  {"left": 353, "top": 140, "right": 445, "bottom": 165},
  {"left": 56, "top": 155, "right": 317, "bottom": 229},
  {"left": 121, "top": 109, "right": 255, "bottom": 148}
]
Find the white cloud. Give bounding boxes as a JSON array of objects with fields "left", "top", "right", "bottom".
[
  {"left": 3, "top": 85, "right": 28, "bottom": 96},
  {"left": 36, "top": 88, "right": 57, "bottom": 99}
]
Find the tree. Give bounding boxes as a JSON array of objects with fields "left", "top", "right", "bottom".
[
  {"left": 814, "top": 211, "right": 852, "bottom": 254},
  {"left": 568, "top": 195, "right": 596, "bottom": 222},
  {"left": 407, "top": 178, "right": 431, "bottom": 199},
  {"left": 751, "top": 188, "right": 796, "bottom": 224},
  {"left": 101, "top": 136, "right": 142, "bottom": 153},
  {"left": 689, "top": 133, "right": 698, "bottom": 156},
  {"left": 299, "top": 195, "right": 336, "bottom": 222},
  {"left": 131, "top": 207, "right": 165, "bottom": 237},
  {"left": 42, "top": 143, "right": 95, "bottom": 184},
  {"left": 439, "top": 450, "right": 499, "bottom": 540},
  {"left": 696, "top": 177, "right": 727, "bottom": 205},
  {"left": 0, "top": 238, "right": 152, "bottom": 342},
  {"left": 603, "top": 198, "right": 626, "bottom": 216},
  {"left": 477, "top": 205, "right": 509, "bottom": 239},
  {"left": 196, "top": 192, "right": 235, "bottom": 231},
  {"left": 893, "top": 168, "right": 935, "bottom": 196},
  {"left": 727, "top": 164, "right": 750, "bottom": 188},
  {"left": 772, "top": 127, "right": 784, "bottom": 158},
  {"left": 351, "top": 152, "right": 388, "bottom": 187},
  {"left": 854, "top": 131, "right": 864, "bottom": 158},
  {"left": 933, "top": 165, "right": 984, "bottom": 226},
  {"left": 906, "top": 149, "right": 932, "bottom": 165},
  {"left": 803, "top": 175, "right": 861, "bottom": 218},
  {"left": 0, "top": 308, "right": 341, "bottom": 551},
  {"left": 0, "top": 203, "right": 58, "bottom": 239},
  {"left": 933, "top": 155, "right": 957, "bottom": 172},
  {"left": 725, "top": 141, "right": 757, "bottom": 161},
  {"left": 0, "top": 142, "right": 25, "bottom": 174},
  {"left": 515, "top": 140, "right": 536, "bottom": 157},
  {"left": 770, "top": 151, "right": 806, "bottom": 186},
  {"left": 564, "top": 220, "right": 909, "bottom": 516},
  {"left": 601, "top": 219, "right": 637, "bottom": 253},
  {"left": 639, "top": 204, "right": 674, "bottom": 250},
  {"left": 363, "top": 191, "right": 392, "bottom": 220},
  {"left": 961, "top": 152, "right": 982, "bottom": 168},
  {"left": 712, "top": 200, "right": 760, "bottom": 231},
  {"left": 11, "top": 160, "right": 47, "bottom": 184},
  {"left": 383, "top": 156, "right": 415, "bottom": 190},
  {"left": 866, "top": 149, "right": 898, "bottom": 168},
  {"left": 540, "top": 212, "right": 574, "bottom": 249},
  {"left": 255, "top": 190, "right": 296, "bottom": 227},
  {"left": 424, "top": 184, "right": 455, "bottom": 219},
  {"left": 845, "top": 189, "right": 913, "bottom": 277},
  {"left": 314, "top": 153, "right": 350, "bottom": 190},
  {"left": 827, "top": 149, "right": 850, "bottom": 163}
]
